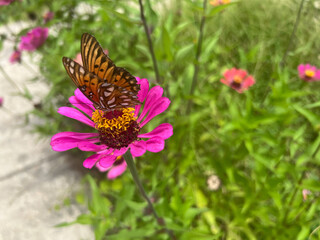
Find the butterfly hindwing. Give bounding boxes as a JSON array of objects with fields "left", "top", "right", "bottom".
[
  {"left": 81, "top": 33, "right": 140, "bottom": 94},
  {"left": 98, "top": 82, "right": 140, "bottom": 110}
]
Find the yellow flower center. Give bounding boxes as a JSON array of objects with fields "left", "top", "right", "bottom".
[
  {"left": 91, "top": 108, "right": 140, "bottom": 149},
  {"left": 305, "top": 70, "right": 315, "bottom": 78},
  {"left": 233, "top": 75, "right": 243, "bottom": 84}
]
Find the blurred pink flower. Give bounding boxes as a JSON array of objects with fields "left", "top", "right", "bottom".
[
  {"left": 19, "top": 27, "right": 48, "bottom": 51},
  {"left": 9, "top": 50, "right": 21, "bottom": 64},
  {"left": 0, "top": 97, "right": 3, "bottom": 107},
  {"left": 0, "top": 0, "right": 14, "bottom": 5},
  {"left": 96, "top": 156, "right": 127, "bottom": 179},
  {"left": 74, "top": 49, "right": 109, "bottom": 66},
  {"left": 302, "top": 189, "right": 311, "bottom": 201},
  {"left": 43, "top": 11, "right": 54, "bottom": 24},
  {"left": 297, "top": 64, "right": 320, "bottom": 82},
  {"left": 210, "top": 0, "right": 230, "bottom": 6},
  {"left": 221, "top": 68, "right": 255, "bottom": 93},
  {"left": 50, "top": 77, "right": 173, "bottom": 170}
]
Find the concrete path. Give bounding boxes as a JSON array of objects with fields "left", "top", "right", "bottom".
[{"left": 0, "top": 27, "right": 94, "bottom": 240}]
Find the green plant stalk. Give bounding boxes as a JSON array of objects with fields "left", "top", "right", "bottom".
[
  {"left": 186, "top": 0, "right": 208, "bottom": 114},
  {"left": 138, "top": 0, "right": 161, "bottom": 85},
  {"left": 280, "top": 0, "right": 306, "bottom": 68},
  {"left": 261, "top": 0, "right": 306, "bottom": 104},
  {"left": 282, "top": 136, "right": 320, "bottom": 225},
  {"left": 123, "top": 151, "right": 175, "bottom": 239}
]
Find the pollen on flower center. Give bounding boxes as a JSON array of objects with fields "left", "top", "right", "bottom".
[
  {"left": 91, "top": 108, "right": 140, "bottom": 149},
  {"left": 305, "top": 70, "right": 315, "bottom": 78},
  {"left": 233, "top": 75, "right": 243, "bottom": 83}
]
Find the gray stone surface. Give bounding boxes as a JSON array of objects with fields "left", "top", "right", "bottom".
[{"left": 0, "top": 27, "right": 94, "bottom": 240}]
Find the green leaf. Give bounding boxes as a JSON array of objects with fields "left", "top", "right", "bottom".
[
  {"left": 293, "top": 104, "right": 320, "bottom": 128},
  {"left": 207, "top": 2, "right": 238, "bottom": 17}
]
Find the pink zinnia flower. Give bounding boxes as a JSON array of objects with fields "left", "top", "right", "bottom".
[
  {"left": 74, "top": 49, "right": 109, "bottom": 66},
  {"left": 302, "top": 189, "right": 311, "bottom": 201},
  {"left": 19, "top": 27, "right": 48, "bottom": 51},
  {"left": 96, "top": 156, "right": 127, "bottom": 179},
  {"left": 9, "top": 50, "right": 21, "bottom": 64},
  {"left": 43, "top": 11, "right": 54, "bottom": 24},
  {"left": 50, "top": 77, "right": 173, "bottom": 170},
  {"left": 0, "top": 0, "right": 14, "bottom": 5},
  {"left": 220, "top": 68, "right": 255, "bottom": 93},
  {"left": 297, "top": 64, "right": 320, "bottom": 82}
]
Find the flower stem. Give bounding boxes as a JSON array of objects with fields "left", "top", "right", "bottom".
[
  {"left": 261, "top": 0, "right": 305, "bottom": 105},
  {"left": 186, "top": 0, "right": 207, "bottom": 115},
  {"left": 124, "top": 151, "right": 175, "bottom": 239},
  {"left": 280, "top": 0, "right": 306, "bottom": 68},
  {"left": 138, "top": 0, "right": 161, "bottom": 85},
  {"left": 282, "top": 136, "right": 320, "bottom": 225}
]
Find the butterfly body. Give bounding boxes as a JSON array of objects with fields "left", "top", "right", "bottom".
[{"left": 62, "top": 33, "right": 140, "bottom": 111}]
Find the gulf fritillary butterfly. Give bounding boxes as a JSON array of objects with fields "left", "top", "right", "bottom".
[{"left": 62, "top": 33, "right": 140, "bottom": 111}]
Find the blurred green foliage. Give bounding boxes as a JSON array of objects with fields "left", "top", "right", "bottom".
[{"left": 2, "top": 0, "right": 320, "bottom": 239}]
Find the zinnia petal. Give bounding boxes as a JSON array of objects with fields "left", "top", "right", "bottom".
[
  {"left": 113, "top": 147, "right": 128, "bottom": 156},
  {"left": 136, "top": 77, "right": 150, "bottom": 102},
  {"left": 69, "top": 96, "right": 93, "bottom": 117},
  {"left": 242, "top": 76, "right": 255, "bottom": 89},
  {"left": 99, "top": 155, "right": 117, "bottom": 168},
  {"left": 78, "top": 142, "right": 106, "bottom": 152},
  {"left": 95, "top": 161, "right": 109, "bottom": 172},
  {"left": 74, "top": 89, "right": 95, "bottom": 110},
  {"left": 107, "top": 160, "right": 127, "bottom": 179},
  {"left": 138, "top": 123, "right": 173, "bottom": 140},
  {"left": 146, "top": 137, "right": 165, "bottom": 152},
  {"left": 140, "top": 97, "right": 171, "bottom": 127},
  {"left": 58, "top": 106, "right": 95, "bottom": 127},
  {"left": 51, "top": 131, "right": 98, "bottom": 141},
  {"left": 130, "top": 141, "right": 147, "bottom": 157},
  {"left": 83, "top": 154, "right": 101, "bottom": 169},
  {"left": 137, "top": 86, "right": 163, "bottom": 123},
  {"left": 51, "top": 137, "right": 99, "bottom": 152}
]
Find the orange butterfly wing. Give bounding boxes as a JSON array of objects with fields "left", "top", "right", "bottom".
[
  {"left": 62, "top": 57, "right": 140, "bottom": 111},
  {"left": 81, "top": 33, "right": 140, "bottom": 94}
]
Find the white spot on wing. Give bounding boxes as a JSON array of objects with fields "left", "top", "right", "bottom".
[
  {"left": 107, "top": 86, "right": 114, "bottom": 92},
  {"left": 70, "top": 61, "right": 75, "bottom": 67},
  {"left": 104, "top": 91, "right": 111, "bottom": 97},
  {"left": 107, "top": 97, "right": 115, "bottom": 105},
  {"left": 80, "top": 67, "right": 85, "bottom": 74},
  {"left": 69, "top": 67, "right": 74, "bottom": 74}
]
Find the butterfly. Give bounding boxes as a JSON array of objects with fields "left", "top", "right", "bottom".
[{"left": 62, "top": 33, "right": 140, "bottom": 112}]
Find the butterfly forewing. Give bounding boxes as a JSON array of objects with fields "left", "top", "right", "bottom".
[
  {"left": 62, "top": 57, "right": 140, "bottom": 111},
  {"left": 63, "top": 57, "right": 101, "bottom": 104},
  {"left": 81, "top": 33, "right": 113, "bottom": 78},
  {"left": 81, "top": 33, "right": 140, "bottom": 94}
]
